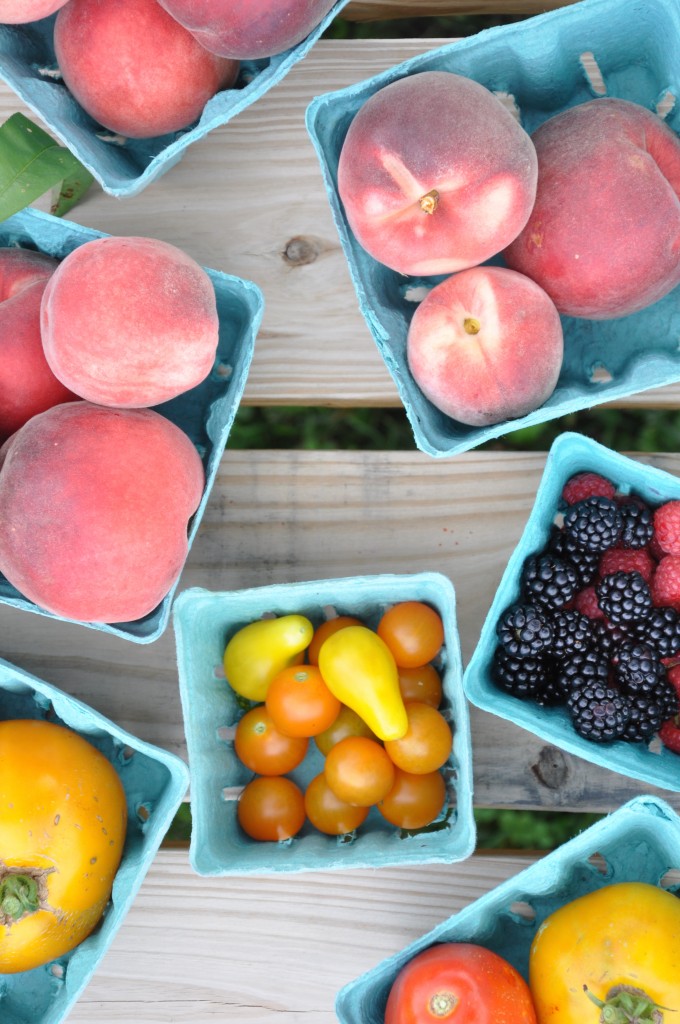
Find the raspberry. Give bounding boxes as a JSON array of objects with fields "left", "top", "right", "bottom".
[
  {"left": 652, "top": 556, "right": 680, "bottom": 612},
  {"left": 599, "top": 547, "right": 654, "bottom": 584},
  {"left": 653, "top": 501, "right": 680, "bottom": 556},
  {"left": 573, "top": 586, "right": 605, "bottom": 620},
  {"left": 562, "top": 472, "right": 616, "bottom": 506},
  {"left": 658, "top": 716, "right": 680, "bottom": 754},
  {"left": 668, "top": 664, "right": 680, "bottom": 703}
]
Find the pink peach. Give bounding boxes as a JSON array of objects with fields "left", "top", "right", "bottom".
[
  {"left": 54, "top": 0, "right": 239, "bottom": 139},
  {"left": 406, "top": 265, "right": 563, "bottom": 426},
  {"left": 0, "top": 0, "right": 68, "bottom": 22},
  {"left": 337, "top": 71, "right": 538, "bottom": 277},
  {"left": 504, "top": 98, "right": 680, "bottom": 319},
  {"left": 41, "top": 235, "right": 220, "bottom": 408}
]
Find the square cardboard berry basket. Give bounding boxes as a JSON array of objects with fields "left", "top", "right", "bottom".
[
  {"left": 0, "top": 206, "right": 263, "bottom": 644},
  {"left": 0, "top": 1, "right": 349, "bottom": 198},
  {"left": 306, "top": 0, "right": 680, "bottom": 459},
  {"left": 173, "top": 572, "right": 475, "bottom": 875},
  {"left": 0, "top": 654, "right": 189, "bottom": 1024},
  {"left": 463, "top": 431, "right": 680, "bottom": 793},
  {"left": 335, "top": 794, "right": 680, "bottom": 1024}
]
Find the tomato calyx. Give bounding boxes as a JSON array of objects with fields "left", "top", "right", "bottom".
[
  {"left": 584, "top": 983, "right": 671, "bottom": 1024},
  {"left": 429, "top": 990, "right": 459, "bottom": 1018},
  {"left": 0, "top": 864, "right": 51, "bottom": 926}
]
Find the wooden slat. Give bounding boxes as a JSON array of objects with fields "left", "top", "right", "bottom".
[
  {"left": 344, "top": 0, "right": 573, "bottom": 19},
  {"left": 2, "top": 41, "right": 679, "bottom": 411},
  {"left": 67, "top": 850, "right": 538, "bottom": 1023},
  {"left": 2, "top": 449, "right": 678, "bottom": 815}
]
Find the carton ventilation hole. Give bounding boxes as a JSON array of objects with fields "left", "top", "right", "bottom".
[
  {"left": 659, "top": 868, "right": 680, "bottom": 889},
  {"left": 590, "top": 363, "right": 613, "bottom": 384},
  {"left": 402, "top": 284, "right": 430, "bottom": 303},
  {"left": 216, "top": 725, "right": 236, "bottom": 742},
  {"left": 586, "top": 851, "right": 610, "bottom": 875},
  {"left": 136, "top": 803, "right": 151, "bottom": 823},
  {"left": 50, "top": 963, "right": 65, "bottom": 979},
  {"left": 213, "top": 361, "right": 233, "bottom": 380},
  {"left": 656, "top": 91, "right": 676, "bottom": 118},
  {"left": 580, "top": 52, "right": 607, "bottom": 96},
  {"left": 493, "top": 91, "right": 522, "bottom": 123},
  {"left": 213, "top": 663, "right": 226, "bottom": 679},
  {"left": 508, "top": 900, "right": 536, "bottom": 922},
  {"left": 119, "top": 745, "right": 135, "bottom": 765}
]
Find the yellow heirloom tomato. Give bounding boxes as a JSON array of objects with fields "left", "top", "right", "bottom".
[
  {"left": 223, "top": 614, "right": 314, "bottom": 702},
  {"left": 0, "top": 719, "right": 127, "bottom": 974},
  {"left": 529, "top": 881, "right": 680, "bottom": 1024}
]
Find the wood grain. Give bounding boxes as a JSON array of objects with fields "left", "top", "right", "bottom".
[{"left": 344, "top": 0, "right": 573, "bottom": 18}]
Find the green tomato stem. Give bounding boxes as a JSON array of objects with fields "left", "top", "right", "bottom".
[
  {"left": 0, "top": 874, "right": 40, "bottom": 922},
  {"left": 584, "top": 983, "right": 669, "bottom": 1023}
]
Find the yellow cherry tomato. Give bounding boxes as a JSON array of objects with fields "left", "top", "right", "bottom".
[
  {"left": 223, "top": 614, "right": 314, "bottom": 702},
  {"left": 529, "top": 881, "right": 680, "bottom": 1023},
  {"left": 0, "top": 719, "right": 128, "bottom": 974},
  {"left": 317, "top": 625, "right": 408, "bottom": 741}
]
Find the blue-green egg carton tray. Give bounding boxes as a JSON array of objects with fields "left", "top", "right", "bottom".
[
  {"left": 335, "top": 795, "right": 680, "bottom": 1023},
  {"left": 173, "top": 572, "right": 475, "bottom": 875},
  {"left": 0, "top": 1, "right": 349, "bottom": 197},
  {"left": 306, "top": 0, "right": 680, "bottom": 458},
  {"left": 464, "top": 431, "right": 680, "bottom": 792},
  {"left": 0, "top": 207, "right": 263, "bottom": 643},
  {"left": 0, "top": 655, "right": 189, "bottom": 1024}
]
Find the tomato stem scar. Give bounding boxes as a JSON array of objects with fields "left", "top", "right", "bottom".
[
  {"left": 429, "top": 991, "right": 458, "bottom": 1018},
  {"left": 584, "top": 983, "right": 670, "bottom": 1023},
  {"left": 0, "top": 874, "right": 40, "bottom": 923}
]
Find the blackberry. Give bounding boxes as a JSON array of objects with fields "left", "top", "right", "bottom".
[
  {"left": 556, "top": 649, "right": 609, "bottom": 699},
  {"left": 621, "top": 694, "right": 668, "bottom": 742},
  {"left": 521, "top": 554, "right": 580, "bottom": 612},
  {"left": 633, "top": 606, "right": 680, "bottom": 659},
  {"left": 567, "top": 683, "right": 631, "bottom": 742},
  {"left": 592, "top": 620, "right": 631, "bottom": 660},
  {"left": 492, "top": 646, "right": 549, "bottom": 698},
  {"left": 548, "top": 527, "right": 600, "bottom": 586},
  {"left": 611, "top": 640, "right": 664, "bottom": 696},
  {"left": 658, "top": 678, "right": 680, "bottom": 720},
  {"left": 548, "top": 608, "right": 597, "bottom": 659},
  {"left": 563, "top": 496, "right": 623, "bottom": 553},
  {"left": 535, "top": 675, "right": 568, "bottom": 707},
  {"left": 496, "top": 604, "right": 553, "bottom": 658},
  {"left": 618, "top": 499, "right": 654, "bottom": 549},
  {"left": 596, "top": 571, "right": 652, "bottom": 625}
]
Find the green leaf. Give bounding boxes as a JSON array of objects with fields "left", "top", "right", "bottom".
[{"left": 0, "top": 112, "right": 94, "bottom": 221}]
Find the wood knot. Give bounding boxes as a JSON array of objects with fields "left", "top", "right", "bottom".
[
  {"left": 531, "top": 745, "right": 568, "bottom": 790},
  {"left": 283, "top": 236, "right": 320, "bottom": 266}
]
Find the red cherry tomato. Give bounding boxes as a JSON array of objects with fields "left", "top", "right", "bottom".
[
  {"left": 265, "top": 664, "right": 341, "bottom": 738},
  {"left": 377, "top": 602, "right": 444, "bottom": 668},
  {"left": 384, "top": 943, "right": 537, "bottom": 1024},
  {"left": 237, "top": 776, "right": 305, "bottom": 842},
  {"left": 398, "top": 664, "right": 443, "bottom": 708},
  {"left": 233, "top": 706, "right": 308, "bottom": 776}
]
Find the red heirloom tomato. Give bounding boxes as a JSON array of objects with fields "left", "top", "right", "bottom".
[{"left": 385, "top": 942, "right": 537, "bottom": 1024}]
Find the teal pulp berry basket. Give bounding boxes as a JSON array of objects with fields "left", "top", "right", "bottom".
[
  {"left": 335, "top": 795, "right": 680, "bottom": 1023},
  {"left": 0, "top": 207, "right": 263, "bottom": 643},
  {"left": 0, "top": 655, "right": 189, "bottom": 1024},
  {"left": 0, "top": 1, "right": 349, "bottom": 197},
  {"left": 306, "top": 0, "right": 680, "bottom": 458},
  {"left": 173, "top": 572, "right": 475, "bottom": 875},
  {"left": 463, "top": 431, "right": 680, "bottom": 792}
]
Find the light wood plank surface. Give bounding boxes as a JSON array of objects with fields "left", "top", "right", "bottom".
[
  {"left": 66, "top": 850, "right": 538, "bottom": 1023},
  {"left": 344, "top": 0, "right": 572, "bottom": 18}
]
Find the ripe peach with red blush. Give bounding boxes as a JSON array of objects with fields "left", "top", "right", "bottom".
[
  {"left": 338, "top": 71, "right": 538, "bottom": 277},
  {"left": 407, "top": 266, "right": 563, "bottom": 426},
  {"left": 0, "top": 0, "right": 68, "bottom": 21}
]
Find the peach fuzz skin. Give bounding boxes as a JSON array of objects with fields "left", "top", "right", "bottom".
[
  {"left": 41, "top": 235, "right": 220, "bottom": 409},
  {"left": 157, "top": 0, "right": 337, "bottom": 59},
  {"left": 337, "top": 71, "right": 538, "bottom": 277},
  {"left": 0, "top": 0, "right": 68, "bottom": 21},
  {"left": 407, "top": 266, "right": 563, "bottom": 426},
  {"left": 0, "top": 248, "right": 78, "bottom": 442},
  {"left": 54, "top": 0, "right": 239, "bottom": 139},
  {"left": 504, "top": 98, "right": 680, "bottom": 319},
  {"left": 0, "top": 403, "right": 204, "bottom": 624}
]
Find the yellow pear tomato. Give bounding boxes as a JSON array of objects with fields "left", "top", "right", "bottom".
[
  {"left": 529, "top": 881, "right": 680, "bottom": 1023},
  {"left": 0, "top": 719, "right": 128, "bottom": 974},
  {"left": 223, "top": 614, "right": 314, "bottom": 702}
]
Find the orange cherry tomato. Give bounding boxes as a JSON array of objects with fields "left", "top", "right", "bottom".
[
  {"left": 266, "top": 664, "right": 341, "bottom": 738},
  {"left": 314, "top": 704, "right": 377, "bottom": 756},
  {"left": 304, "top": 773, "right": 369, "bottom": 836},
  {"left": 307, "top": 615, "right": 363, "bottom": 665},
  {"left": 377, "top": 768, "right": 446, "bottom": 830},
  {"left": 233, "top": 706, "right": 308, "bottom": 776},
  {"left": 237, "top": 776, "right": 306, "bottom": 842},
  {"left": 384, "top": 702, "right": 452, "bottom": 775},
  {"left": 398, "top": 664, "right": 443, "bottom": 708},
  {"left": 377, "top": 601, "right": 444, "bottom": 668},
  {"left": 324, "top": 736, "right": 395, "bottom": 807}
]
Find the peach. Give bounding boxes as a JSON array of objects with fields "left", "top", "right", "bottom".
[
  {"left": 157, "top": 0, "right": 337, "bottom": 59},
  {"left": 337, "top": 71, "right": 538, "bottom": 277},
  {"left": 504, "top": 98, "right": 680, "bottom": 319},
  {"left": 406, "top": 266, "right": 563, "bottom": 426},
  {"left": 0, "top": 0, "right": 68, "bottom": 21},
  {"left": 41, "top": 235, "right": 220, "bottom": 408},
  {"left": 54, "top": 0, "right": 239, "bottom": 139},
  {"left": 0, "top": 247, "right": 78, "bottom": 442},
  {"left": 0, "top": 402, "right": 204, "bottom": 623}
]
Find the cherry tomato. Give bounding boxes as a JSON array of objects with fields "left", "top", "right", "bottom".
[
  {"left": 398, "top": 664, "right": 443, "bottom": 708},
  {"left": 314, "top": 704, "right": 377, "bottom": 756},
  {"left": 377, "top": 768, "right": 446, "bottom": 830},
  {"left": 377, "top": 601, "right": 444, "bottom": 668},
  {"left": 307, "top": 616, "right": 363, "bottom": 665},
  {"left": 233, "top": 706, "right": 308, "bottom": 776},
  {"left": 324, "top": 736, "right": 395, "bottom": 807},
  {"left": 237, "top": 776, "right": 305, "bottom": 842},
  {"left": 266, "top": 664, "right": 341, "bottom": 738},
  {"left": 304, "top": 773, "right": 369, "bottom": 835},
  {"left": 384, "top": 702, "right": 452, "bottom": 774},
  {"left": 385, "top": 942, "right": 537, "bottom": 1024}
]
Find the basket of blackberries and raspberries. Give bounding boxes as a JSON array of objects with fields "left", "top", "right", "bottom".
[{"left": 492, "top": 471, "right": 680, "bottom": 752}]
